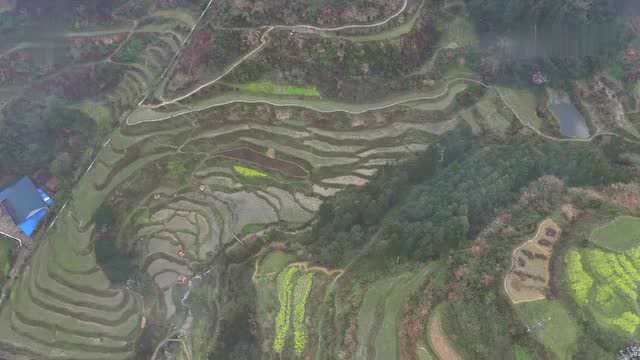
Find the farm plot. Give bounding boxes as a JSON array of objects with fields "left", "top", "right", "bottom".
[
  {"left": 589, "top": 216, "right": 640, "bottom": 253},
  {"left": 439, "top": 16, "right": 477, "bottom": 48},
  {"left": 458, "top": 93, "right": 513, "bottom": 136},
  {"left": 0, "top": 13, "right": 474, "bottom": 354},
  {"left": 565, "top": 243, "right": 640, "bottom": 337},
  {"left": 355, "top": 268, "right": 434, "bottom": 360},
  {"left": 235, "top": 82, "right": 321, "bottom": 97},
  {"left": 0, "top": 207, "right": 142, "bottom": 359},
  {"left": 374, "top": 267, "right": 432, "bottom": 360},
  {"left": 496, "top": 87, "right": 544, "bottom": 131},
  {"left": 515, "top": 300, "right": 579, "bottom": 359},
  {"left": 124, "top": 181, "right": 306, "bottom": 322},
  {"left": 254, "top": 254, "right": 337, "bottom": 358},
  {"left": 505, "top": 219, "right": 562, "bottom": 304},
  {"left": 222, "top": 147, "right": 308, "bottom": 178}
]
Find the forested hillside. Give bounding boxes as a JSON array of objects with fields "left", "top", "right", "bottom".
[{"left": 313, "top": 127, "right": 631, "bottom": 265}]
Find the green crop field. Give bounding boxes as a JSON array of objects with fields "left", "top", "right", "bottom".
[
  {"left": 274, "top": 266, "right": 300, "bottom": 353},
  {"left": 234, "top": 165, "right": 268, "bottom": 178},
  {"left": 566, "top": 245, "right": 640, "bottom": 339},
  {"left": 293, "top": 273, "right": 314, "bottom": 354},
  {"left": 237, "top": 82, "right": 321, "bottom": 97},
  {"left": 590, "top": 216, "right": 640, "bottom": 253},
  {"left": 515, "top": 300, "right": 579, "bottom": 359}
]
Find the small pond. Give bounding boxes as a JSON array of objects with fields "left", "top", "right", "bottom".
[{"left": 549, "top": 93, "right": 590, "bottom": 139}]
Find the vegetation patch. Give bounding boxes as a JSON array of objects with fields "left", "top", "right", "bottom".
[
  {"left": 515, "top": 300, "right": 579, "bottom": 359},
  {"left": 496, "top": 87, "right": 545, "bottom": 131},
  {"left": 429, "top": 304, "right": 461, "bottom": 360},
  {"left": 79, "top": 102, "right": 113, "bottom": 139},
  {"left": 274, "top": 266, "right": 300, "bottom": 353},
  {"left": 222, "top": 148, "right": 307, "bottom": 178},
  {"left": 0, "top": 236, "right": 14, "bottom": 283},
  {"left": 566, "top": 244, "right": 640, "bottom": 338},
  {"left": 513, "top": 345, "right": 533, "bottom": 360},
  {"left": 242, "top": 223, "right": 266, "bottom": 236},
  {"left": 589, "top": 215, "right": 640, "bottom": 253},
  {"left": 257, "top": 251, "right": 296, "bottom": 277},
  {"left": 237, "top": 82, "right": 321, "bottom": 97},
  {"left": 234, "top": 165, "right": 268, "bottom": 178},
  {"left": 439, "top": 16, "right": 477, "bottom": 48},
  {"left": 293, "top": 273, "right": 314, "bottom": 355}
]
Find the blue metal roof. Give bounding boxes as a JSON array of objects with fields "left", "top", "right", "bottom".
[{"left": 0, "top": 177, "right": 49, "bottom": 224}]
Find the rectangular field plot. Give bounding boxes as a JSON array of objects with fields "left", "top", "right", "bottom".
[
  {"left": 236, "top": 82, "right": 321, "bottom": 97},
  {"left": 505, "top": 219, "right": 561, "bottom": 304},
  {"left": 590, "top": 216, "right": 640, "bottom": 253},
  {"left": 515, "top": 300, "right": 579, "bottom": 360},
  {"left": 497, "top": 87, "right": 544, "bottom": 130},
  {"left": 440, "top": 16, "right": 477, "bottom": 48}
]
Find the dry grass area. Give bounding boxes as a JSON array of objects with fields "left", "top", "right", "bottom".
[{"left": 504, "top": 219, "right": 562, "bottom": 304}]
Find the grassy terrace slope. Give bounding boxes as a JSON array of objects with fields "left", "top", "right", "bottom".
[
  {"left": 0, "top": 195, "right": 142, "bottom": 359},
  {"left": 0, "top": 81, "right": 458, "bottom": 356},
  {"left": 0, "top": 4, "right": 198, "bottom": 356},
  {"left": 0, "top": 0, "right": 503, "bottom": 357},
  {"left": 0, "top": 119, "right": 152, "bottom": 358},
  {"left": 590, "top": 216, "right": 640, "bottom": 253}
]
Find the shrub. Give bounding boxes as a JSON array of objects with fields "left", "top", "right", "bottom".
[{"left": 167, "top": 160, "right": 188, "bottom": 183}]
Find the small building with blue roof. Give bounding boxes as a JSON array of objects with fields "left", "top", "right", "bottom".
[{"left": 0, "top": 177, "right": 54, "bottom": 242}]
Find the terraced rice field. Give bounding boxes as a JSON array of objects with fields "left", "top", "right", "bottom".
[
  {"left": 505, "top": 219, "right": 561, "bottom": 304},
  {"left": 0, "top": 6, "right": 201, "bottom": 358},
  {"left": 0, "top": 1, "right": 483, "bottom": 357},
  {"left": 6, "top": 80, "right": 463, "bottom": 358},
  {"left": 0, "top": 207, "right": 142, "bottom": 359}
]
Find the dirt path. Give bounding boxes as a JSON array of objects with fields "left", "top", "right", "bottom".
[
  {"left": 429, "top": 309, "right": 460, "bottom": 360},
  {"left": 142, "top": 0, "right": 410, "bottom": 108},
  {"left": 289, "top": 261, "right": 344, "bottom": 277},
  {"left": 127, "top": 77, "right": 485, "bottom": 125},
  {"left": 138, "top": 0, "right": 216, "bottom": 106},
  {"left": 272, "top": 0, "right": 408, "bottom": 33},
  {"left": 494, "top": 87, "right": 621, "bottom": 143}
]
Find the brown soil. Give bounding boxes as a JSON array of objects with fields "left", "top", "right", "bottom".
[
  {"left": 504, "top": 218, "right": 561, "bottom": 304},
  {"left": 429, "top": 310, "right": 460, "bottom": 360}
]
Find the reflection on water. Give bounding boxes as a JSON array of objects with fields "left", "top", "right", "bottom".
[{"left": 549, "top": 92, "right": 589, "bottom": 139}]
